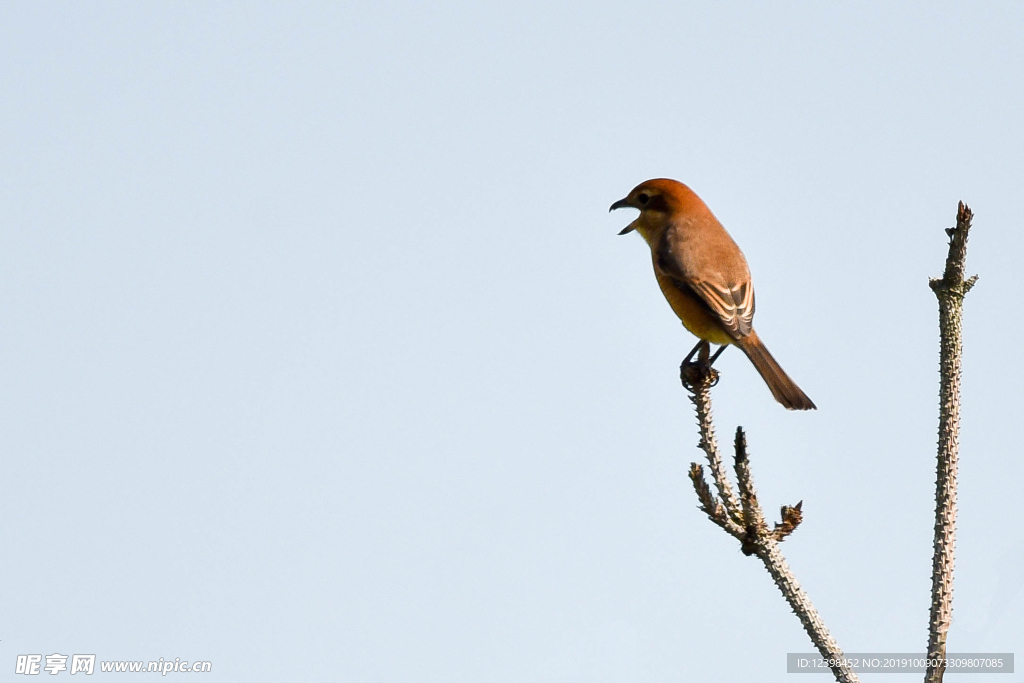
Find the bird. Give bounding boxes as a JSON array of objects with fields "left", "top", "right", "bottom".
[{"left": 610, "top": 178, "right": 815, "bottom": 410}]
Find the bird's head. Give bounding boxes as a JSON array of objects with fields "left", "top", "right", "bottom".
[{"left": 609, "top": 178, "right": 702, "bottom": 237}]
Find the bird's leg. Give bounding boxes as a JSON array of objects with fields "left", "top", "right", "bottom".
[
  {"left": 682, "top": 340, "right": 706, "bottom": 366},
  {"left": 697, "top": 340, "right": 711, "bottom": 366},
  {"left": 708, "top": 344, "right": 728, "bottom": 366}
]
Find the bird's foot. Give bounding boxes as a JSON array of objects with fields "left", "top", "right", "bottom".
[{"left": 680, "top": 341, "right": 720, "bottom": 389}]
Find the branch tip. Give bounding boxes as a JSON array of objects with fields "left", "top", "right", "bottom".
[
  {"left": 734, "top": 426, "right": 748, "bottom": 464},
  {"left": 774, "top": 501, "right": 804, "bottom": 542}
]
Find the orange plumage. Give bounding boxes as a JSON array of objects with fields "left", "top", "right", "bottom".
[{"left": 610, "top": 179, "right": 815, "bottom": 410}]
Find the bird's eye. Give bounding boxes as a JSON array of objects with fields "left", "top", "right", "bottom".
[{"left": 637, "top": 193, "right": 650, "bottom": 205}]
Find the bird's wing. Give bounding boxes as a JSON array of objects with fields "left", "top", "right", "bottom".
[
  {"left": 654, "top": 228, "right": 755, "bottom": 339},
  {"left": 684, "top": 278, "right": 755, "bottom": 339}
]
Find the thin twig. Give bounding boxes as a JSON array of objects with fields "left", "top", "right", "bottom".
[
  {"left": 688, "top": 463, "right": 744, "bottom": 539},
  {"left": 733, "top": 428, "right": 767, "bottom": 556},
  {"left": 924, "top": 202, "right": 976, "bottom": 683},
  {"left": 681, "top": 360, "right": 742, "bottom": 525}
]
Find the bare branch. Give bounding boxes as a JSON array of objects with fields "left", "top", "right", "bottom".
[
  {"left": 733, "top": 427, "right": 768, "bottom": 556},
  {"left": 681, "top": 360, "right": 742, "bottom": 525},
  {"left": 924, "top": 202, "right": 976, "bottom": 683},
  {"left": 681, "top": 363, "right": 860, "bottom": 683},
  {"left": 754, "top": 537, "right": 855, "bottom": 682},
  {"left": 688, "top": 463, "right": 744, "bottom": 539}
]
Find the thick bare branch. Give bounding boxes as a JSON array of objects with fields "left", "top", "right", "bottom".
[
  {"left": 753, "top": 537, "right": 855, "bottom": 682},
  {"left": 924, "top": 202, "right": 976, "bottom": 683}
]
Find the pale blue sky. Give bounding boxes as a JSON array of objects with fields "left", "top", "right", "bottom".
[{"left": 1, "top": 2, "right": 1021, "bottom": 681}]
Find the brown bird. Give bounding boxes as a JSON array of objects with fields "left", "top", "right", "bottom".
[{"left": 610, "top": 178, "right": 815, "bottom": 410}]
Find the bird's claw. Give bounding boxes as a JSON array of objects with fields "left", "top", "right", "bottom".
[{"left": 680, "top": 356, "right": 720, "bottom": 389}]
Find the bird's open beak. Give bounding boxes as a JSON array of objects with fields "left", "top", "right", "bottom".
[{"left": 609, "top": 197, "right": 636, "bottom": 234}]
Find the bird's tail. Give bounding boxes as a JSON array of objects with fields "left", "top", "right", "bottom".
[{"left": 735, "top": 332, "right": 816, "bottom": 411}]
